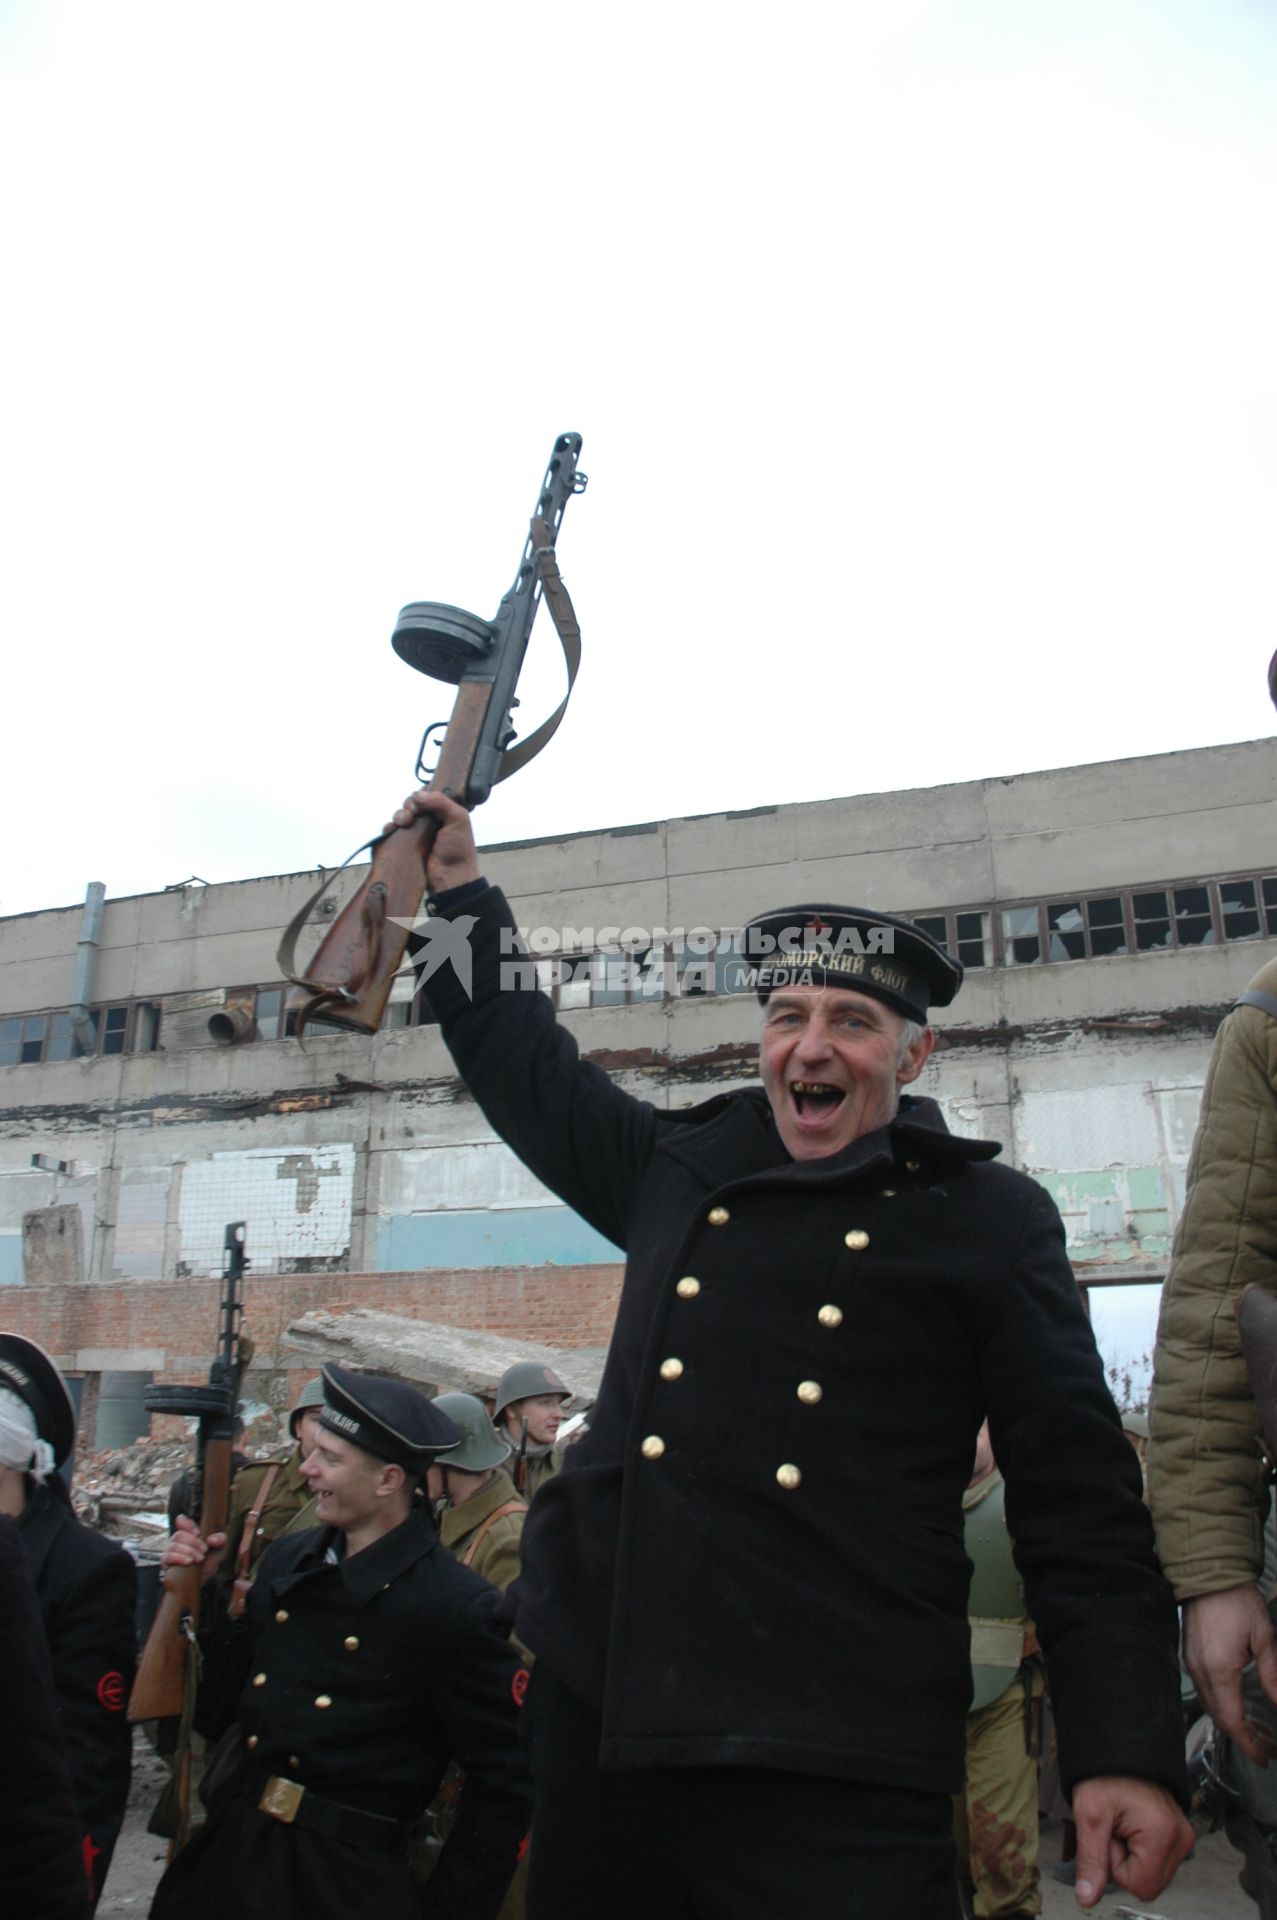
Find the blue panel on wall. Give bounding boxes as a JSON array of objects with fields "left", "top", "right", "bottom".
[
  {"left": 378, "top": 1206, "right": 622, "bottom": 1273},
  {"left": 0, "top": 1235, "right": 22, "bottom": 1287}
]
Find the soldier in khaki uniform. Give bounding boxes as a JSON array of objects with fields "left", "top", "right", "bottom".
[
  {"left": 220, "top": 1377, "right": 325, "bottom": 1610},
  {"left": 956, "top": 1423, "right": 1044, "bottom": 1920},
  {"left": 430, "top": 1393, "right": 529, "bottom": 1598},
  {"left": 492, "top": 1365, "right": 570, "bottom": 1500}
]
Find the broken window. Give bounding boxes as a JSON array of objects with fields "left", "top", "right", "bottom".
[
  {"left": 910, "top": 912, "right": 988, "bottom": 971},
  {"left": 1221, "top": 878, "right": 1261, "bottom": 941},
  {"left": 1132, "top": 890, "right": 1171, "bottom": 951},
  {"left": 1086, "top": 897, "right": 1128, "bottom": 958},
  {"left": 1264, "top": 877, "right": 1277, "bottom": 936},
  {"left": 1047, "top": 903, "right": 1085, "bottom": 962},
  {"left": 0, "top": 1015, "right": 47, "bottom": 1065},
  {"left": 955, "top": 912, "right": 988, "bottom": 970},
  {"left": 1003, "top": 906, "right": 1041, "bottom": 965},
  {"left": 1173, "top": 885, "right": 1214, "bottom": 946}
]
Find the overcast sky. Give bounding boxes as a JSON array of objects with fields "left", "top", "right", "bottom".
[{"left": 2, "top": 0, "right": 1275, "bottom": 920}]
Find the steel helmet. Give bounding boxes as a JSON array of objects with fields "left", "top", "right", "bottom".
[
  {"left": 288, "top": 1374, "right": 328, "bottom": 1438},
  {"left": 493, "top": 1362, "right": 570, "bottom": 1422},
  {"left": 432, "top": 1391, "right": 512, "bottom": 1473}
]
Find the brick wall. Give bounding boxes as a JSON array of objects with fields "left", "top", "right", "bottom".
[{"left": 2, "top": 1263, "right": 623, "bottom": 1441}]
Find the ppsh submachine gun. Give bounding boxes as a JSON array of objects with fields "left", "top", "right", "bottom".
[
  {"left": 279, "top": 431, "right": 588, "bottom": 1039},
  {"left": 129, "top": 1222, "right": 250, "bottom": 1727}
]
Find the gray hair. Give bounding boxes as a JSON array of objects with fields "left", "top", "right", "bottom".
[{"left": 897, "top": 1018, "right": 927, "bottom": 1065}]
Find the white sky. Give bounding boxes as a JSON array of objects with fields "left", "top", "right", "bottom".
[{"left": 2, "top": 0, "right": 1276, "bottom": 919}]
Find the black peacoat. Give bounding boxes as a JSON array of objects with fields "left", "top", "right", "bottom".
[
  {"left": 0, "top": 1513, "right": 90, "bottom": 1920},
  {"left": 19, "top": 1479, "right": 136, "bottom": 1905},
  {"left": 425, "top": 884, "right": 1187, "bottom": 1805},
  {"left": 151, "top": 1506, "right": 531, "bottom": 1920}
]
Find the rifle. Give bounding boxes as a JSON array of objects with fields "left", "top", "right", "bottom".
[
  {"left": 129, "top": 1223, "right": 249, "bottom": 1725},
  {"left": 280, "top": 431, "right": 587, "bottom": 1038}
]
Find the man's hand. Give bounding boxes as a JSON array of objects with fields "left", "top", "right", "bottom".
[
  {"left": 160, "top": 1513, "right": 228, "bottom": 1587},
  {"left": 1183, "top": 1584, "right": 1277, "bottom": 1763},
  {"left": 1070, "top": 1776, "right": 1194, "bottom": 1909},
  {"left": 383, "top": 790, "right": 481, "bottom": 896}
]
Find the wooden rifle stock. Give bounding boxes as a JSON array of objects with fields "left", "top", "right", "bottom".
[
  {"left": 283, "top": 681, "right": 493, "bottom": 1037},
  {"left": 282, "top": 432, "right": 586, "bottom": 1040},
  {"left": 128, "top": 1438, "right": 234, "bottom": 1722},
  {"left": 129, "top": 1225, "right": 249, "bottom": 1726}
]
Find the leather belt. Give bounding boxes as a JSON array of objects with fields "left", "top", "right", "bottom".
[{"left": 256, "top": 1774, "right": 406, "bottom": 1853}]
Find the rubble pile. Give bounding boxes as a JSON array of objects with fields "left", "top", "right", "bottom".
[
  {"left": 71, "top": 1434, "right": 189, "bottom": 1542},
  {"left": 72, "top": 1410, "right": 289, "bottom": 1544}
]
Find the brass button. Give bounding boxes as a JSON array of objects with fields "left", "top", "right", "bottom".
[
  {"left": 314, "top": 1694, "right": 333, "bottom": 1709},
  {"left": 659, "top": 1357, "right": 684, "bottom": 1382},
  {"left": 881, "top": 1187, "right": 896, "bottom": 1198},
  {"left": 289, "top": 1754, "right": 300, "bottom": 1768},
  {"left": 274, "top": 1609, "right": 289, "bottom": 1623},
  {"left": 641, "top": 1435, "right": 666, "bottom": 1460},
  {"left": 817, "top": 1304, "right": 844, "bottom": 1329},
  {"left": 707, "top": 1205, "right": 730, "bottom": 1226},
  {"left": 776, "top": 1464, "right": 802, "bottom": 1490},
  {"left": 344, "top": 1636, "right": 359, "bottom": 1652},
  {"left": 905, "top": 1158, "right": 921, "bottom": 1173},
  {"left": 797, "top": 1380, "right": 823, "bottom": 1405},
  {"left": 844, "top": 1229, "right": 870, "bottom": 1251},
  {"left": 246, "top": 1734, "right": 259, "bottom": 1750},
  {"left": 252, "top": 1672, "right": 267, "bottom": 1687},
  {"left": 676, "top": 1276, "right": 701, "bottom": 1299}
]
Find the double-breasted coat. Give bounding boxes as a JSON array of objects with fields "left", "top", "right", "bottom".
[
  {"left": 0, "top": 1513, "right": 90, "bottom": 1920},
  {"left": 425, "top": 882, "right": 1187, "bottom": 1804},
  {"left": 19, "top": 1478, "right": 136, "bottom": 1906},
  {"left": 151, "top": 1506, "right": 531, "bottom": 1920}
]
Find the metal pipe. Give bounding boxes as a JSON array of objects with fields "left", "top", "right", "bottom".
[{"left": 69, "top": 881, "right": 106, "bottom": 1054}]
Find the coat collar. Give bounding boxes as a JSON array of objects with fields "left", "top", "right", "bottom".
[
  {"left": 438, "top": 1468, "right": 523, "bottom": 1551},
  {"left": 655, "top": 1088, "right": 1001, "bottom": 1193},
  {"left": 271, "top": 1505, "right": 440, "bottom": 1608},
  {"left": 14, "top": 1478, "right": 70, "bottom": 1581}
]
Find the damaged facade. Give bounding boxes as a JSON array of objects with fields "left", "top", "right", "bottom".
[{"left": 1, "top": 737, "right": 1275, "bottom": 1438}]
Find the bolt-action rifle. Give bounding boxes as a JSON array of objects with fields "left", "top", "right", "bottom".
[
  {"left": 279, "top": 432, "right": 587, "bottom": 1039},
  {"left": 128, "top": 1223, "right": 249, "bottom": 1727}
]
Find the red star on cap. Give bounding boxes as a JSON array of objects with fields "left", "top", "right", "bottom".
[{"left": 805, "top": 918, "right": 832, "bottom": 940}]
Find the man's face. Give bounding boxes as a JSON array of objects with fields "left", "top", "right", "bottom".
[
  {"left": 300, "top": 1429, "right": 390, "bottom": 1532},
  {"left": 506, "top": 1393, "right": 564, "bottom": 1448},
  {"left": 759, "top": 985, "right": 933, "bottom": 1161}
]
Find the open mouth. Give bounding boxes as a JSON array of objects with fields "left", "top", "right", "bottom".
[{"left": 791, "top": 1080, "right": 845, "bottom": 1120}]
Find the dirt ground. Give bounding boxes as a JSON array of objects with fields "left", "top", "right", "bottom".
[{"left": 98, "top": 1735, "right": 1250, "bottom": 1918}]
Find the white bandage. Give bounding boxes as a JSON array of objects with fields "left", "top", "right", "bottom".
[{"left": 0, "top": 1385, "right": 56, "bottom": 1483}]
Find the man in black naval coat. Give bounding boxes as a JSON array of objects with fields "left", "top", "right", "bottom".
[
  {"left": 0, "top": 1514, "right": 91, "bottom": 1920},
  {"left": 387, "top": 789, "right": 1194, "bottom": 1920},
  {"left": 149, "top": 1363, "right": 531, "bottom": 1920},
  {"left": 0, "top": 1333, "right": 136, "bottom": 1911}
]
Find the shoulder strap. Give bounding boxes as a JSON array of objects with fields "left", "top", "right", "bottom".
[
  {"left": 1235, "top": 989, "right": 1277, "bottom": 1020},
  {"left": 228, "top": 1463, "right": 281, "bottom": 1608},
  {"left": 460, "top": 1499, "right": 527, "bottom": 1569}
]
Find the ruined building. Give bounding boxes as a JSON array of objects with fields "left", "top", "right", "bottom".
[{"left": 1, "top": 737, "right": 1273, "bottom": 1440}]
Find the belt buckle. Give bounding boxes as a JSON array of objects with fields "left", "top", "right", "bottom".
[{"left": 259, "top": 1775, "right": 305, "bottom": 1823}]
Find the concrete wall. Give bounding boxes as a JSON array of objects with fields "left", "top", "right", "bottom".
[{"left": 2, "top": 738, "right": 1275, "bottom": 1426}]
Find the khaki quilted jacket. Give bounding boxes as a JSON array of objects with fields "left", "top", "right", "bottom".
[{"left": 1149, "top": 958, "right": 1277, "bottom": 1600}]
